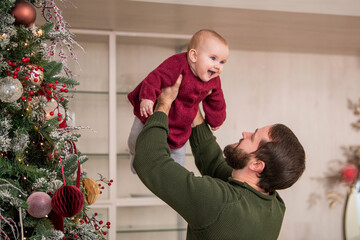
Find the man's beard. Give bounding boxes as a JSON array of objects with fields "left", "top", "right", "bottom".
[{"left": 223, "top": 144, "right": 251, "bottom": 169}]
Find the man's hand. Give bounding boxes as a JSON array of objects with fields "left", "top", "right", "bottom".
[
  {"left": 155, "top": 74, "right": 182, "bottom": 115},
  {"left": 191, "top": 109, "right": 204, "bottom": 128}
]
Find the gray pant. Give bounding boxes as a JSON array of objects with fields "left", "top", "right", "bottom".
[{"left": 128, "top": 117, "right": 186, "bottom": 174}]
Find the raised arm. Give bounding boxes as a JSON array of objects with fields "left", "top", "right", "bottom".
[
  {"left": 190, "top": 109, "right": 232, "bottom": 181},
  {"left": 202, "top": 83, "right": 226, "bottom": 129},
  {"left": 133, "top": 75, "right": 228, "bottom": 227}
]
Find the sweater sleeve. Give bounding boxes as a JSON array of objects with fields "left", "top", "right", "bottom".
[
  {"left": 133, "top": 112, "right": 229, "bottom": 229},
  {"left": 202, "top": 81, "right": 226, "bottom": 128},
  {"left": 189, "top": 122, "right": 232, "bottom": 181},
  {"left": 139, "top": 55, "right": 184, "bottom": 103}
]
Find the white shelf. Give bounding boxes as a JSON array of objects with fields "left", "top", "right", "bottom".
[
  {"left": 73, "top": 28, "right": 187, "bottom": 240},
  {"left": 117, "top": 197, "right": 166, "bottom": 207},
  {"left": 91, "top": 197, "right": 166, "bottom": 208}
]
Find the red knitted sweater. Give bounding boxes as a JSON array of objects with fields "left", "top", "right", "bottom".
[{"left": 128, "top": 52, "right": 226, "bottom": 149}]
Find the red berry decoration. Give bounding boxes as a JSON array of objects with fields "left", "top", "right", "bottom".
[{"left": 51, "top": 185, "right": 85, "bottom": 218}]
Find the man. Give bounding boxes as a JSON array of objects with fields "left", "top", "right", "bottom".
[{"left": 133, "top": 75, "right": 306, "bottom": 240}]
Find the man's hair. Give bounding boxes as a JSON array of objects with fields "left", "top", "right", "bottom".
[
  {"left": 187, "top": 29, "right": 227, "bottom": 52},
  {"left": 253, "top": 124, "right": 306, "bottom": 193}
]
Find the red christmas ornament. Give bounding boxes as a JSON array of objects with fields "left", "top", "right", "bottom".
[
  {"left": 51, "top": 185, "right": 85, "bottom": 217},
  {"left": 341, "top": 163, "right": 359, "bottom": 184},
  {"left": 11, "top": 0, "right": 37, "bottom": 27}
]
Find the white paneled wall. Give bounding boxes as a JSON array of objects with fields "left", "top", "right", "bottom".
[
  {"left": 218, "top": 50, "right": 360, "bottom": 239},
  {"left": 69, "top": 29, "right": 360, "bottom": 239}
]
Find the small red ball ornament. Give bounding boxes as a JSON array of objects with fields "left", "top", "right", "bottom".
[
  {"left": 341, "top": 163, "right": 359, "bottom": 184},
  {"left": 11, "top": 0, "right": 37, "bottom": 27},
  {"left": 51, "top": 185, "right": 85, "bottom": 217}
]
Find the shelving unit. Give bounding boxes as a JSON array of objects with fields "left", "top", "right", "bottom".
[{"left": 67, "top": 29, "right": 196, "bottom": 240}]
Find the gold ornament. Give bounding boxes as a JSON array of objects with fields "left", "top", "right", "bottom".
[
  {"left": 27, "top": 64, "right": 44, "bottom": 86},
  {"left": 11, "top": 0, "right": 37, "bottom": 27},
  {"left": 82, "top": 178, "right": 100, "bottom": 205}
]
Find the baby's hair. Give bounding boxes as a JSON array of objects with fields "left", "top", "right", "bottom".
[{"left": 187, "top": 29, "right": 227, "bottom": 52}]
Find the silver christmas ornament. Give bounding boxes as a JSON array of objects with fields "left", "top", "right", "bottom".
[{"left": 0, "top": 76, "right": 23, "bottom": 102}]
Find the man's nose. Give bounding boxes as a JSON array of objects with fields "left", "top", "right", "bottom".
[{"left": 242, "top": 132, "right": 251, "bottom": 139}]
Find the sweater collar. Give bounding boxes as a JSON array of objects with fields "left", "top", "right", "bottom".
[{"left": 228, "top": 177, "right": 279, "bottom": 200}]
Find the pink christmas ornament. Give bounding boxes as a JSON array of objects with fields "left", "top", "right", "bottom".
[{"left": 27, "top": 192, "right": 52, "bottom": 218}]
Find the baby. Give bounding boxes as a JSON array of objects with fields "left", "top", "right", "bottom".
[{"left": 128, "top": 29, "right": 229, "bottom": 173}]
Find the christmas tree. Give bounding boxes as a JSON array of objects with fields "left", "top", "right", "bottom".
[{"left": 0, "top": 0, "right": 110, "bottom": 239}]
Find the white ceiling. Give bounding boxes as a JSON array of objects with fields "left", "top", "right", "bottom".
[
  {"left": 54, "top": 0, "right": 360, "bottom": 54},
  {"left": 131, "top": 0, "right": 360, "bottom": 16}
]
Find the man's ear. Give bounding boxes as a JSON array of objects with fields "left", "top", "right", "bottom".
[
  {"left": 249, "top": 160, "right": 265, "bottom": 173},
  {"left": 188, "top": 49, "right": 197, "bottom": 63}
]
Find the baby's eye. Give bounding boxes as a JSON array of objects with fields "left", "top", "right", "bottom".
[
  {"left": 220, "top": 61, "right": 225, "bottom": 64},
  {"left": 210, "top": 57, "right": 216, "bottom": 60}
]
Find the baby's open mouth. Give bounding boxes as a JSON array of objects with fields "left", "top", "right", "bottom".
[{"left": 208, "top": 70, "right": 216, "bottom": 77}]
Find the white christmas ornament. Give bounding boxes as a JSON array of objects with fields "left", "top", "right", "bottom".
[{"left": 0, "top": 76, "right": 23, "bottom": 102}]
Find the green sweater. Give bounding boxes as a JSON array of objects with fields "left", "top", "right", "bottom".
[{"left": 134, "top": 112, "right": 285, "bottom": 240}]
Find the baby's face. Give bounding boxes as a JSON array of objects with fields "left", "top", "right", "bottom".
[{"left": 190, "top": 38, "right": 229, "bottom": 82}]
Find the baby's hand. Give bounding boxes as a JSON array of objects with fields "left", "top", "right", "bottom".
[
  {"left": 140, "top": 99, "right": 154, "bottom": 118},
  {"left": 211, "top": 126, "right": 220, "bottom": 131}
]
